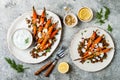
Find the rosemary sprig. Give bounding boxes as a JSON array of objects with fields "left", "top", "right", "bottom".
[{"left": 5, "top": 57, "right": 29, "bottom": 73}]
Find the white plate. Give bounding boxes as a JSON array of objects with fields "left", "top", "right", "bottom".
[
  {"left": 7, "top": 10, "right": 62, "bottom": 63},
  {"left": 70, "top": 27, "right": 115, "bottom": 72}
]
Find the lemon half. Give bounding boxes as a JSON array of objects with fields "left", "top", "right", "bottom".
[{"left": 58, "top": 62, "right": 69, "bottom": 73}]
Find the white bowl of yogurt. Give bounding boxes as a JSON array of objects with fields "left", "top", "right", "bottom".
[{"left": 12, "top": 29, "right": 33, "bottom": 50}]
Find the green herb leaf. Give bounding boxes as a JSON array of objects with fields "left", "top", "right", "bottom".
[
  {"left": 100, "top": 8, "right": 103, "bottom": 14},
  {"left": 96, "top": 12, "right": 103, "bottom": 19},
  {"left": 45, "top": 48, "right": 50, "bottom": 53},
  {"left": 5, "top": 57, "right": 29, "bottom": 73},
  {"left": 81, "top": 33, "right": 83, "bottom": 35},
  {"left": 25, "top": 37, "right": 29, "bottom": 44},
  {"left": 104, "top": 6, "right": 110, "bottom": 20},
  {"left": 95, "top": 6, "right": 110, "bottom": 25},
  {"left": 99, "top": 19, "right": 105, "bottom": 25},
  {"left": 107, "top": 24, "right": 112, "bottom": 32},
  {"left": 84, "top": 30, "right": 87, "bottom": 32}
]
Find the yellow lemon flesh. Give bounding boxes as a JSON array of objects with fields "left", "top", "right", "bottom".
[
  {"left": 58, "top": 62, "right": 69, "bottom": 73},
  {"left": 78, "top": 7, "right": 92, "bottom": 21}
]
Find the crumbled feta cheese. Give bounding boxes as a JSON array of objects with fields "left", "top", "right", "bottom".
[
  {"left": 31, "top": 26, "right": 33, "bottom": 30},
  {"left": 98, "top": 43, "right": 103, "bottom": 47},
  {"left": 36, "top": 23, "right": 40, "bottom": 27},
  {"left": 43, "top": 28, "right": 48, "bottom": 33},
  {"left": 82, "top": 48, "right": 86, "bottom": 53},
  {"left": 36, "top": 19, "right": 39, "bottom": 22},
  {"left": 34, "top": 51, "right": 37, "bottom": 54},
  {"left": 34, "top": 46, "right": 38, "bottom": 49},
  {"left": 38, "top": 32, "right": 42, "bottom": 38},
  {"left": 88, "top": 52, "right": 92, "bottom": 55},
  {"left": 38, "top": 51, "right": 46, "bottom": 56},
  {"left": 92, "top": 59, "right": 96, "bottom": 61},
  {"left": 85, "top": 40, "right": 88, "bottom": 45},
  {"left": 96, "top": 57, "right": 100, "bottom": 60},
  {"left": 49, "top": 39, "right": 52, "bottom": 44},
  {"left": 84, "top": 46, "right": 87, "bottom": 49},
  {"left": 95, "top": 44, "right": 98, "bottom": 48},
  {"left": 100, "top": 53, "right": 104, "bottom": 58}
]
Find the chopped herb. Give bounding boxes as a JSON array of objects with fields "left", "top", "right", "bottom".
[
  {"left": 96, "top": 6, "right": 110, "bottom": 25},
  {"left": 87, "top": 61, "right": 89, "bottom": 63},
  {"left": 104, "top": 6, "right": 110, "bottom": 20},
  {"left": 33, "top": 24, "right": 37, "bottom": 26},
  {"left": 96, "top": 12, "right": 103, "bottom": 20},
  {"left": 45, "top": 48, "right": 50, "bottom": 53},
  {"left": 81, "top": 33, "right": 83, "bottom": 35},
  {"left": 25, "top": 38, "right": 29, "bottom": 44},
  {"left": 84, "top": 30, "right": 87, "bottom": 32},
  {"left": 99, "top": 19, "right": 105, "bottom": 25},
  {"left": 5, "top": 57, "right": 29, "bottom": 73},
  {"left": 107, "top": 24, "right": 112, "bottom": 32}
]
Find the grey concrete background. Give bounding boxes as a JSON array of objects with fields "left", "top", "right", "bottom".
[{"left": 0, "top": 0, "right": 120, "bottom": 80}]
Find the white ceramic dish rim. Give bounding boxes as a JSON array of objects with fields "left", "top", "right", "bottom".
[
  {"left": 12, "top": 28, "right": 33, "bottom": 50},
  {"left": 7, "top": 10, "right": 62, "bottom": 63},
  {"left": 69, "top": 26, "right": 115, "bottom": 72}
]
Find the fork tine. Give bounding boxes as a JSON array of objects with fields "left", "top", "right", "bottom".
[{"left": 59, "top": 53, "right": 65, "bottom": 58}]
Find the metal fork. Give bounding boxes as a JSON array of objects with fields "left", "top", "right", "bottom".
[{"left": 34, "top": 46, "right": 66, "bottom": 77}]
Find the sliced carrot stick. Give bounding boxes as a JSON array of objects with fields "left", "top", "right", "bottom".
[
  {"left": 50, "top": 30, "right": 59, "bottom": 38},
  {"left": 32, "top": 6, "right": 37, "bottom": 24}
]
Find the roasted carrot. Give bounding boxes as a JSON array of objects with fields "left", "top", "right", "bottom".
[
  {"left": 38, "top": 25, "right": 43, "bottom": 32},
  {"left": 48, "top": 22, "right": 58, "bottom": 36},
  {"left": 33, "top": 25, "right": 37, "bottom": 36},
  {"left": 102, "top": 48, "right": 112, "bottom": 53},
  {"left": 91, "top": 34, "right": 104, "bottom": 49},
  {"left": 44, "top": 18, "right": 51, "bottom": 29},
  {"left": 50, "top": 30, "right": 59, "bottom": 38},
  {"left": 42, "top": 42, "right": 51, "bottom": 50},
  {"left": 38, "top": 38, "right": 43, "bottom": 43},
  {"left": 32, "top": 6, "right": 37, "bottom": 24},
  {"left": 40, "top": 8, "right": 46, "bottom": 24},
  {"left": 91, "top": 31, "right": 97, "bottom": 40},
  {"left": 96, "top": 47, "right": 102, "bottom": 52},
  {"left": 41, "top": 36, "right": 49, "bottom": 49},
  {"left": 87, "top": 31, "right": 97, "bottom": 49}
]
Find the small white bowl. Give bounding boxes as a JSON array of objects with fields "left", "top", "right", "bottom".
[
  {"left": 12, "top": 29, "right": 33, "bottom": 50},
  {"left": 63, "top": 13, "right": 78, "bottom": 27},
  {"left": 77, "top": 7, "right": 93, "bottom": 22}
]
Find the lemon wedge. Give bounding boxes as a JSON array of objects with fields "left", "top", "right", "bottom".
[{"left": 58, "top": 62, "right": 69, "bottom": 73}]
